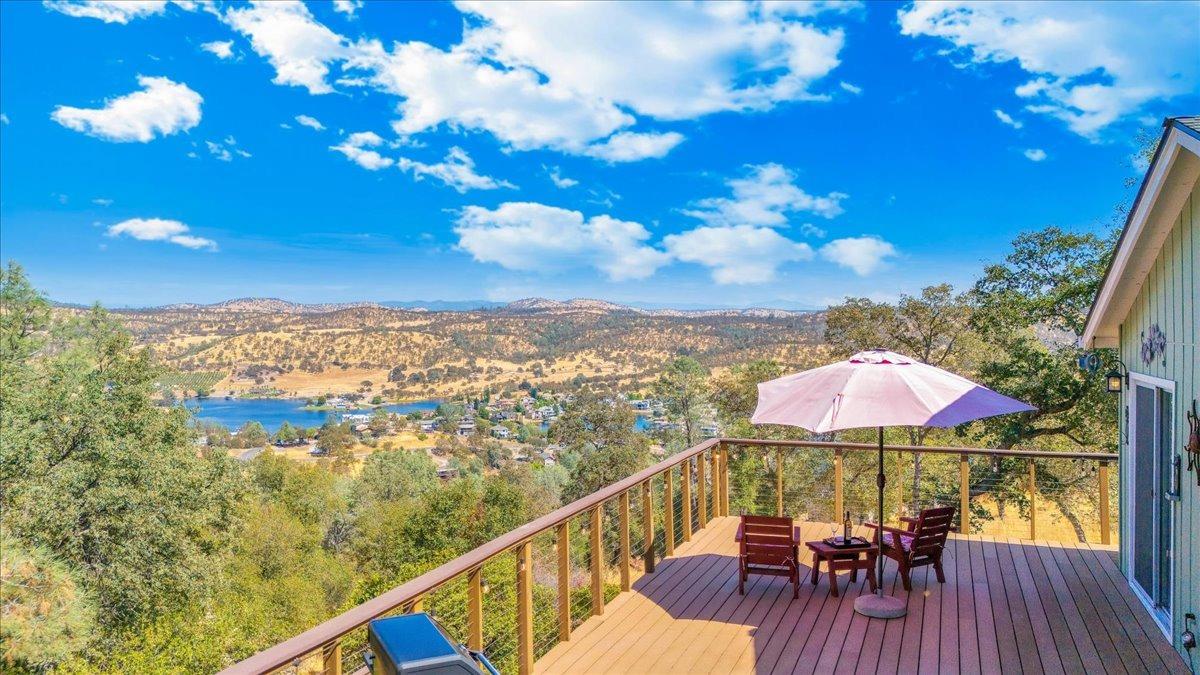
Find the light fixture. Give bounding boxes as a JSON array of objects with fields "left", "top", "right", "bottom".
[
  {"left": 1104, "top": 359, "right": 1128, "bottom": 394},
  {"left": 1104, "top": 369, "right": 1124, "bottom": 393}
]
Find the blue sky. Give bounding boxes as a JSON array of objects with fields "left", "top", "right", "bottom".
[{"left": 1, "top": 1, "right": 1196, "bottom": 308}]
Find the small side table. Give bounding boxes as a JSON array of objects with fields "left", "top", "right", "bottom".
[{"left": 805, "top": 539, "right": 878, "bottom": 597}]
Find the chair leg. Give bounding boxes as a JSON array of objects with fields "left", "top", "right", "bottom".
[
  {"left": 934, "top": 558, "right": 946, "bottom": 584},
  {"left": 899, "top": 559, "right": 912, "bottom": 592}
]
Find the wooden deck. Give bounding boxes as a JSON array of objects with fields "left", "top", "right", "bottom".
[{"left": 535, "top": 517, "right": 1187, "bottom": 674}]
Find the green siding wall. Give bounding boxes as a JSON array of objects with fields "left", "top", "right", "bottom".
[{"left": 1118, "top": 178, "right": 1199, "bottom": 668}]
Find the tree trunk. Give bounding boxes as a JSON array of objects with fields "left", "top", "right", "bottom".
[{"left": 1049, "top": 492, "right": 1089, "bottom": 543}]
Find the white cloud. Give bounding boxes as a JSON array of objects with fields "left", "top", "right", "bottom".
[
  {"left": 839, "top": 81, "right": 862, "bottom": 95},
  {"left": 51, "top": 75, "right": 202, "bottom": 142},
  {"left": 329, "top": 130, "right": 394, "bottom": 170},
  {"left": 819, "top": 235, "right": 896, "bottom": 275},
  {"left": 204, "top": 136, "right": 249, "bottom": 161},
  {"left": 1024, "top": 148, "right": 1047, "bottom": 162},
  {"left": 397, "top": 147, "right": 515, "bottom": 193},
  {"left": 201, "top": 40, "right": 234, "bottom": 59},
  {"left": 224, "top": 1, "right": 350, "bottom": 95},
  {"left": 44, "top": 0, "right": 167, "bottom": 23},
  {"left": 664, "top": 225, "right": 813, "bottom": 284},
  {"left": 993, "top": 108, "right": 1022, "bottom": 129},
  {"left": 583, "top": 131, "right": 685, "bottom": 163},
  {"left": 456, "top": 1, "right": 847, "bottom": 119},
  {"left": 454, "top": 202, "right": 670, "bottom": 281},
  {"left": 106, "top": 217, "right": 217, "bottom": 250},
  {"left": 546, "top": 166, "right": 578, "bottom": 189},
  {"left": 333, "top": 0, "right": 362, "bottom": 16},
  {"left": 349, "top": 39, "right": 634, "bottom": 155},
  {"left": 206, "top": 140, "right": 231, "bottom": 161},
  {"left": 899, "top": 2, "right": 1199, "bottom": 138},
  {"left": 799, "top": 223, "right": 826, "bottom": 238},
  {"left": 1, "top": 113, "right": 8, "bottom": 124},
  {"left": 683, "top": 163, "right": 847, "bottom": 228},
  {"left": 295, "top": 114, "right": 325, "bottom": 130},
  {"left": 219, "top": 1, "right": 852, "bottom": 160},
  {"left": 93, "top": 198, "right": 114, "bottom": 206}
]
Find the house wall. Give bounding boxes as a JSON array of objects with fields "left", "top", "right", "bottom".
[{"left": 1118, "top": 178, "right": 1199, "bottom": 667}]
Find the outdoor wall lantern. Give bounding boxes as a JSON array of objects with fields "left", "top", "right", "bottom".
[
  {"left": 1105, "top": 369, "right": 1125, "bottom": 393},
  {"left": 1104, "top": 359, "right": 1128, "bottom": 394}
]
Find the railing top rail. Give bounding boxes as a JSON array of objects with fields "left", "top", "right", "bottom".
[
  {"left": 220, "top": 437, "right": 720, "bottom": 675},
  {"left": 722, "top": 437, "right": 1117, "bottom": 462}
]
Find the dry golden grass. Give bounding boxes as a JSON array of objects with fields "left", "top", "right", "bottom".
[{"left": 115, "top": 304, "right": 826, "bottom": 397}]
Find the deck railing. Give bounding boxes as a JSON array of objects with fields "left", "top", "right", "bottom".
[{"left": 221, "top": 438, "right": 1116, "bottom": 675}]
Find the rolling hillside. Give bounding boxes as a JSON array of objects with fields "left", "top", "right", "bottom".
[{"left": 106, "top": 298, "right": 829, "bottom": 399}]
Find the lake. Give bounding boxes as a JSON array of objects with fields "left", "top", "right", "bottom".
[{"left": 181, "top": 397, "right": 439, "bottom": 433}]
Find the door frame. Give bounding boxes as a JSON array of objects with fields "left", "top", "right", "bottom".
[{"left": 1123, "top": 371, "right": 1175, "bottom": 637}]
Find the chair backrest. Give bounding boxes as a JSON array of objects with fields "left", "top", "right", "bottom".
[
  {"left": 740, "top": 514, "right": 794, "bottom": 566},
  {"left": 909, "top": 506, "right": 955, "bottom": 559}
]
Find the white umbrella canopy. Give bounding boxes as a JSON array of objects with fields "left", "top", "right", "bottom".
[
  {"left": 751, "top": 349, "right": 1035, "bottom": 618},
  {"left": 751, "top": 349, "right": 1035, "bottom": 432}
]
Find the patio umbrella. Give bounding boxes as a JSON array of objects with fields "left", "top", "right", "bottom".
[{"left": 750, "top": 349, "right": 1035, "bottom": 618}]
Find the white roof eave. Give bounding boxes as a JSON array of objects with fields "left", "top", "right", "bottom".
[{"left": 1082, "top": 125, "right": 1200, "bottom": 349}]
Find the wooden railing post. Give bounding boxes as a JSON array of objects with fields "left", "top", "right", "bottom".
[
  {"left": 321, "top": 640, "right": 341, "bottom": 675},
  {"left": 516, "top": 541, "right": 534, "bottom": 675},
  {"left": 642, "top": 480, "right": 655, "bottom": 574},
  {"left": 664, "top": 469, "right": 675, "bottom": 556},
  {"left": 959, "top": 454, "right": 970, "bottom": 535},
  {"left": 1028, "top": 460, "right": 1037, "bottom": 540},
  {"left": 715, "top": 441, "right": 724, "bottom": 514},
  {"left": 710, "top": 449, "right": 720, "bottom": 519},
  {"left": 681, "top": 459, "right": 693, "bottom": 542},
  {"left": 697, "top": 453, "right": 707, "bottom": 526},
  {"left": 618, "top": 490, "right": 631, "bottom": 591},
  {"left": 590, "top": 506, "right": 603, "bottom": 615},
  {"left": 776, "top": 448, "right": 785, "bottom": 517},
  {"left": 555, "top": 524, "right": 570, "bottom": 642},
  {"left": 833, "top": 449, "right": 844, "bottom": 521},
  {"left": 1098, "top": 461, "right": 1111, "bottom": 545},
  {"left": 468, "top": 566, "right": 484, "bottom": 650}
]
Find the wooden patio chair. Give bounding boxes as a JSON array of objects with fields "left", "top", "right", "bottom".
[
  {"left": 735, "top": 514, "right": 800, "bottom": 599},
  {"left": 863, "top": 505, "right": 955, "bottom": 592}
]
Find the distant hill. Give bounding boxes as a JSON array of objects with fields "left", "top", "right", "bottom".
[
  {"left": 105, "top": 296, "right": 829, "bottom": 400},
  {"left": 106, "top": 296, "right": 820, "bottom": 316},
  {"left": 157, "top": 298, "right": 382, "bottom": 314},
  {"left": 380, "top": 299, "right": 506, "bottom": 312}
]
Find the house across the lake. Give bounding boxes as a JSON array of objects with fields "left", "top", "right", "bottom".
[{"left": 1083, "top": 116, "right": 1200, "bottom": 671}]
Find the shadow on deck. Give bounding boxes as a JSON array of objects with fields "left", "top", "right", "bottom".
[{"left": 535, "top": 517, "right": 1185, "bottom": 675}]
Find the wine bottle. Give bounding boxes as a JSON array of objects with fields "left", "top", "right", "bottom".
[{"left": 842, "top": 510, "right": 851, "bottom": 542}]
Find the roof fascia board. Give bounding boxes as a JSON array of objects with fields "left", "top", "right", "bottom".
[{"left": 1083, "top": 125, "right": 1199, "bottom": 347}]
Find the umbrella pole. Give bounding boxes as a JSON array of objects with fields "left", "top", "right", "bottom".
[
  {"left": 854, "top": 426, "right": 907, "bottom": 618},
  {"left": 876, "top": 425, "right": 884, "bottom": 596}
]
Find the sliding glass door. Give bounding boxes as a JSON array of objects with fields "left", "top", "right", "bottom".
[{"left": 1129, "top": 377, "right": 1175, "bottom": 630}]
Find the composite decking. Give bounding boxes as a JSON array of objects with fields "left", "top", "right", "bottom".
[{"left": 535, "top": 516, "right": 1187, "bottom": 675}]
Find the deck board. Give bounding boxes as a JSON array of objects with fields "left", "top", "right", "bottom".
[{"left": 535, "top": 517, "right": 1187, "bottom": 675}]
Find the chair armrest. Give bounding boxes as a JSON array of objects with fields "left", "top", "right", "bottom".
[
  {"left": 863, "top": 522, "right": 912, "bottom": 537},
  {"left": 735, "top": 522, "right": 744, "bottom": 541},
  {"left": 793, "top": 526, "right": 802, "bottom": 545},
  {"left": 899, "top": 516, "right": 919, "bottom": 531}
]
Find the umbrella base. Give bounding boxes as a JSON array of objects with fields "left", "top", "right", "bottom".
[{"left": 854, "top": 593, "right": 907, "bottom": 618}]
